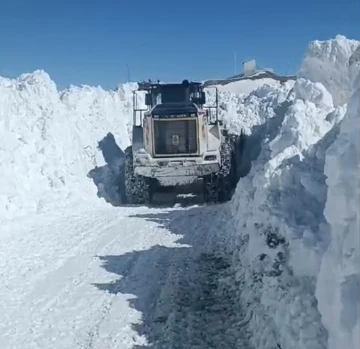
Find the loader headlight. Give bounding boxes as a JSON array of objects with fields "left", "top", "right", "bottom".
[{"left": 204, "top": 155, "right": 217, "bottom": 161}]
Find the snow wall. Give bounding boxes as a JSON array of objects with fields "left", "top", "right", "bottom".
[
  {"left": 316, "top": 43, "right": 360, "bottom": 349},
  {"left": 227, "top": 35, "right": 359, "bottom": 349},
  {"left": 0, "top": 34, "right": 358, "bottom": 349},
  {"left": 0, "top": 75, "right": 137, "bottom": 220}
]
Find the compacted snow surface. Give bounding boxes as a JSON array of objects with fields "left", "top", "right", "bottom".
[
  {"left": 0, "top": 203, "right": 235, "bottom": 349},
  {"left": 0, "top": 35, "right": 359, "bottom": 349}
]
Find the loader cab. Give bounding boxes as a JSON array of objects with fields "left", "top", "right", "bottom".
[
  {"left": 142, "top": 80, "right": 206, "bottom": 108},
  {"left": 134, "top": 80, "right": 218, "bottom": 123}
]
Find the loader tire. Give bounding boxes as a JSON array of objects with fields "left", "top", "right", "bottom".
[
  {"left": 123, "top": 146, "right": 152, "bottom": 205},
  {"left": 203, "top": 136, "right": 238, "bottom": 203}
]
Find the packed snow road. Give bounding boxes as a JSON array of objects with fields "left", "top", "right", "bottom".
[{"left": 0, "top": 202, "right": 241, "bottom": 349}]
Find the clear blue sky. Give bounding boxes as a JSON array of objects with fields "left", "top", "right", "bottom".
[{"left": 0, "top": 0, "right": 358, "bottom": 90}]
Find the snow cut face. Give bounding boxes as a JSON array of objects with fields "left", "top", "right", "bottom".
[
  {"left": 227, "top": 35, "right": 358, "bottom": 349},
  {"left": 0, "top": 72, "right": 134, "bottom": 220},
  {"left": 316, "top": 44, "right": 360, "bottom": 349}
]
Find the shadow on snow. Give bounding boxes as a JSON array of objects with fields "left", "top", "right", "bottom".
[
  {"left": 87, "top": 132, "right": 125, "bottom": 207},
  {"left": 92, "top": 205, "right": 243, "bottom": 348}
]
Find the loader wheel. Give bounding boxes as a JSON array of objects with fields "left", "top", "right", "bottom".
[
  {"left": 203, "top": 136, "right": 238, "bottom": 203},
  {"left": 123, "top": 146, "right": 153, "bottom": 205}
]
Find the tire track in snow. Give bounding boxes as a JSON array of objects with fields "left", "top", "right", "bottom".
[{"left": 94, "top": 204, "right": 252, "bottom": 349}]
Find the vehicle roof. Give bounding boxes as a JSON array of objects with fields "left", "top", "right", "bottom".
[{"left": 137, "top": 80, "right": 202, "bottom": 91}]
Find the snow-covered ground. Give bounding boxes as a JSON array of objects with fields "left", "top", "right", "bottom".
[
  {"left": 0, "top": 202, "right": 237, "bottom": 349},
  {"left": 0, "top": 35, "right": 359, "bottom": 349}
]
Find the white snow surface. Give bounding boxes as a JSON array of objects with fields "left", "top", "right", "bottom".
[
  {"left": 0, "top": 202, "right": 236, "bottom": 349},
  {"left": 0, "top": 35, "right": 359, "bottom": 349},
  {"left": 214, "top": 77, "right": 283, "bottom": 95}
]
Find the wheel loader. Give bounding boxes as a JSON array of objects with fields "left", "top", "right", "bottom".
[{"left": 123, "top": 79, "right": 244, "bottom": 205}]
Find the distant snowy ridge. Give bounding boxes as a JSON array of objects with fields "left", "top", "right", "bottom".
[
  {"left": 205, "top": 70, "right": 295, "bottom": 96},
  {"left": 226, "top": 35, "right": 359, "bottom": 349}
]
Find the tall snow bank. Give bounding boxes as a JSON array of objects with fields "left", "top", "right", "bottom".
[
  {"left": 225, "top": 36, "right": 358, "bottom": 349},
  {"left": 316, "top": 45, "right": 360, "bottom": 349},
  {"left": 206, "top": 80, "right": 295, "bottom": 135},
  {"left": 0, "top": 71, "right": 134, "bottom": 220},
  {"left": 299, "top": 34, "right": 360, "bottom": 106}
]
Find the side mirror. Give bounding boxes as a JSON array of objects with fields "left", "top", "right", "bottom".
[
  {"left": 145, "top": 94, "right": 152, "bottom": 106},
  {"left": 199, "top": 92, "right": 206, "bottom": 105}
]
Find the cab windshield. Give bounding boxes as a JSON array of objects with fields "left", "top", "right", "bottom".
[{"left": 160, "top": 85, "right": 187, "bottom": 103}]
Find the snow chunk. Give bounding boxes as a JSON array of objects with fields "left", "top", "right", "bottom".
[
  {"left": 207, "top": 81, "right": 294, "bottom": 136},
  {"left": 270, "top": 79, "right": 342, "bottom": 157},
  {"left": 294, "top": 78, "right": 333, "bottom": 110},
  {"left": 299, "top": 35, "right": 360, "bottom": 106}
]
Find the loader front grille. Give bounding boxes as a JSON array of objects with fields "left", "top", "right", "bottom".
[{"left": 153, "top": 119, "right": 198, "bottom": 156}]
